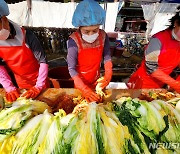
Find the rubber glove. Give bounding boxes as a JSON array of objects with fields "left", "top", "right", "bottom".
[
  {"left": 6, "top": 89, "right": 20, "bottom": 102},
  {"left": 73, "top": 75, "right": 100, "bottom": 102},
  {"left": 97, "top": 61, "right": 113, "bottom": 89},
  {"left": 151, "top": 69, "right": 180, "bottom": 93},
  {"left": 22, "top": 63, "right": 48, "bottom": 99},
  {"left": 22, "top": 86, "right": 41, "bottom": 99},
  {"left": 0, "top": 66, "right": 20, "bottom": 102}
]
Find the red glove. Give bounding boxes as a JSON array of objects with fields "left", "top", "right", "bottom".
[
  {"left": 97, "top": 61, "right": 113, "bottom": 89},
  {"left": 22, "top": 86, "right": 42, "bottom": 99},
  {"left": 168, "top": 81, "right": 180, "bottom": 93},
  {"left": 73, "top": 75, "right": 100, "bottom": 102},
  {"left": 151, "top": 69, "right": 180, "bottom": 93},
  {"left": 82, "top": 86, "right": 101, "bottom": 102},
  {"left": 6, "top": 89, "right": 20, "bottom": 102}
]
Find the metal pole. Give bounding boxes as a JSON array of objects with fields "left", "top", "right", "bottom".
[
  {"left": 26, "top": 0, "right": 32, "bottom": 11},
  {"left": 103, "top": 0, "right": 107, "bottom": 30}
]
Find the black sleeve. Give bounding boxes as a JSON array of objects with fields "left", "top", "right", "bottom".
[
  {"left": 0, "top": 58, "right": 5, "bottom": 65},
  {"left": 25, "top": 29, "right": 47, "bottom": 63},
  {"left": 103, "top": 34, "right": 112, "bottom": 63}
]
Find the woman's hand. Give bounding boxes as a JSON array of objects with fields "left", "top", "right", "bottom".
[
  {"left": 22, "top": 86, "right": 42, "bottom": 99},
  {"left": 6, "top": 89, "right": 20, "bottom": 102}
]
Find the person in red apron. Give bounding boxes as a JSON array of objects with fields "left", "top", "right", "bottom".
[
  {"left": 67, "top": 0, "right": 113, "bottom": 102},
  {"left": 127, "top": 8, "right": 180, "bottom": 93},
  {"left": 0, "top": 0, "right": 49, "bottom": 102}
]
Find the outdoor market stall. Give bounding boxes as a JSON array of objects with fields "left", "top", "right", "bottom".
[{"left": 0, "top": 0, "right": 180, "bottom": 153}]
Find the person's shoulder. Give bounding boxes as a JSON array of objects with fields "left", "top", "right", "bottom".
[
  {"left": 99, "top": 29, "right": 106, "bottom": 34},
  {"left": 153, "top": 28, "right": 171, "bottom": 38},
  {"left": 24, "top": 28, "right": 40, "bottom": 42},
  {"left": 99, "top": 29, "right": 107, "bottom": 39},
  {"left": 69, "top": 30, "right": 82, "bottom": 44},
  {"left": 25, "top": 28, "right": 35, "bottom": 36},
  {"left": 69, "top": 32, "right": 76, "bottom": 38},
  {"left": 68, "top": 38, "right": 77, "bottom": 48},
  {"left": 69, "top": 30, "right": 78, "bottom": 39}
]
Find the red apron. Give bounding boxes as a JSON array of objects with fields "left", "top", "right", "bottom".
[
  {"left": 0, "top": 28, "right": 43, "bottom": 89},
  {"left": 128, "top": 29, "right": 180, "bottom": 89},
  {"left": 72, "top": 31, "right": 104, "bottom": 88}
]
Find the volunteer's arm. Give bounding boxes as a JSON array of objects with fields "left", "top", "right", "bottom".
[
  {"left": 0, "top": 59, "right": 20, "bottom": 102},
  {"left": 22, "top": 30, "right": 48, "bottom": 99},
  {"left": 97, "top": 34, "right": 113, "bottom": 89}
]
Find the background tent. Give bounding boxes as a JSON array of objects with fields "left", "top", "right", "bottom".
[
  {"left": 161, "top": 0, "right": 180, "bottom": 3},
  {"left": 5, "top": 0, "right": 180, "bottom": 36},
  {"left": 6, "top": 0, "right": 122, "bottom": 32},
  {"left": 142, "top": 1, "right": 179, "bottom": 39}
]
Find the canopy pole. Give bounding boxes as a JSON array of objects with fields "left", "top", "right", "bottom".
[{"left": 26, "top": 0, "right": 32, "bottom": 12}]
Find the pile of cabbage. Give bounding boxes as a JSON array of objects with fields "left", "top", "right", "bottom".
[{"left": 0, "top": 97, "right": 179, "bottom": 154}]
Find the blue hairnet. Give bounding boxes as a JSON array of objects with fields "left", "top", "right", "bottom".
[
  {"left": 72, "top": 0, "right": 106, "bottom": 27},
  {"left": 0, "top": 0, "right": 9, "bottom": 18}
]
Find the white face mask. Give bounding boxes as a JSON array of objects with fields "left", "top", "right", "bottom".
[
  {"left": 0, "top": 28, "right": 10, "bottom": 40},
  {"left": 82, "top": 32, "right": 99, "bottom": 43}
]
